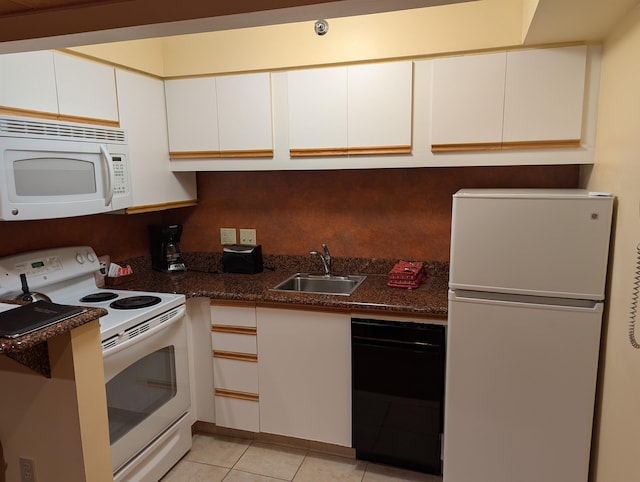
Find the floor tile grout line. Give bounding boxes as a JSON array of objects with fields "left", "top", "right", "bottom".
[
  {"left": 215, "top": 436, "right": 254, "bottom": 481},
  {"left": 224, "top": 437, "right": 310, "bottom": 482},
  {"left": 289, "top": 450, "right": 309, "bottom": 481}
]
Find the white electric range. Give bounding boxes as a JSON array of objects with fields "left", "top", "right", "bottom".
[
  {"left": 0, "top": 245, "right": 191, "bottom": 481},
  {"left": 0, "top": 245, "right": 185, "bottom": 341}
]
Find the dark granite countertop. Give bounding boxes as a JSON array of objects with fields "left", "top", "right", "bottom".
[
  {"left": 116, "top": 253, "right": 449, "bottom": 319},
  {"left": 0, "top": 305, "right": 107, "bottom": 355},
  {"left": 0, "top": 305, "right": 107, "bottom": 377}
]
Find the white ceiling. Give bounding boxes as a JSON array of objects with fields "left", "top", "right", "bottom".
[
  {"left": 0, "top": 0, "right": 637, "bottom": 54},
  {"left": 0, "top": 0, "right": 475, "bottom": 52}
]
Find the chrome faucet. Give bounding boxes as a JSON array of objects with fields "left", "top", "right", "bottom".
[{"left": 310, "top": 244, "right": 332, "bottom": 276}]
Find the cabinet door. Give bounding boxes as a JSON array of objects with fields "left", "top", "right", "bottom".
[
  {"left": 502, "top": 45, "right": 587, "bottom": 144},
  {"left": 257, "top": 307, "right": 351, "bottom": 446},
  {"left": 288, "top": 66, "right": 348, "bottom": 155},
  {"left": 347, "top": 61, "right": 413, "bottom": 153},
  {"left": 216, "top": 72, "right": 273, "bottom": 155},
  {"left": 116, "top": 69, "right": 197, "bottom": 212},
  {"left": 53, "top": 52, "right": 118, "bottom": 123},
  {"left": 211, "top": 303, "right": 257, "bottom": 327},
  {"left": 431, "top": 52, "right": 506, "bottom": 149},
  {"left": 210, "top": 302, "right": 259, "bottom": 431},
  {"left": 165, "top": 77, "right": 219, "bottom": 154},
  {"left": 185, "top": 298, "right": 215, "bottom": 424},
  {"left": 0, "top": 50, "right": 58, "bottom": 116}
]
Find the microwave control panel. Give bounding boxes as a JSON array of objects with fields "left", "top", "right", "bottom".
[{"left": 112, "top": 155, "right": 128, "bottom": 195}]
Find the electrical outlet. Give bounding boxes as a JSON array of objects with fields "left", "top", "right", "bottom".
[
  {"left": 239, "top": 228, "right": 257, "bottom": 245},
  {"left": 20, "top": 457, "right": 36, "bottom": 482},
  {"left": 220, "top": 228, "right": 237, "bottom": 245}
]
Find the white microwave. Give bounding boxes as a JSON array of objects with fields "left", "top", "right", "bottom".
[{"left": 0, "top": 115, "right": 132, "bottom": 220}]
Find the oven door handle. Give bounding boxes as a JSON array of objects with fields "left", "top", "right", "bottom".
[{"left": 102, "top": 305, "right": 186, "bottom": 358}]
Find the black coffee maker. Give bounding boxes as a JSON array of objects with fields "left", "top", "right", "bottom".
[{"left": 149, "top": 224, "right": 187, "bottom": 272}]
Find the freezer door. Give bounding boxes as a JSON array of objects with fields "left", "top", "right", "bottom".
[
  {"left": 449, "top": 190, "right": 613, "bottom": 300},
  {"left": 443, "top": 290, "right": 602, "bottom": 482}
]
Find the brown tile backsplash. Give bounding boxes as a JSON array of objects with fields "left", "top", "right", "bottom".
[{"left": 0, "top": 166, "right": 579, "bottom": 262}]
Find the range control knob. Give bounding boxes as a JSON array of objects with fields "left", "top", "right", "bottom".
[
  {"left": 87, "top": 251, "right": 96, "bottom": 263},
  {"left": 75, "top": 252, "right": 86, "bottom": 264}
]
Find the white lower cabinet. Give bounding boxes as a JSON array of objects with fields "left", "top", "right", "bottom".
[
  {"left": 214, "top": 396, "right": 260, "bottom": 433},
  {"left": 257, "top": 306, "right": 352, "bottom": 446},
  {"left": 186, "top": 298, "right": 214, "bottom": 424},
  {"left": 209, "top": 302, "right": 352, "bottom": 446},
  {"left": 210, "top": 302, "right": 260, "bottom": 432}
]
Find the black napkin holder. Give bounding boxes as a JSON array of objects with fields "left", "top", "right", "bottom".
[{"left": 223, "top": 244, "right": 264, "bottom": 274}]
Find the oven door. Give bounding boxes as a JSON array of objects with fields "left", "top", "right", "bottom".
[{"left": 102, "top": 306, "right": 190, "bottom": 473}]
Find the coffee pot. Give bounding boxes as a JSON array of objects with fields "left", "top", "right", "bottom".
[{"left": 149, "top": 224, "right": 187, "bottom": 273}]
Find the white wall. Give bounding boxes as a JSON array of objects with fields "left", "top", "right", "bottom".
[
  {"left": 70, "top": 0, "right": 523, "bottom": 77},
  {"left": 581, "top": 3, "right": 640, "bottom": 481}
]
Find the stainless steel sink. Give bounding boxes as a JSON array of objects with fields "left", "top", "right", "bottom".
[{"left": 272, "top": 273, "right": 366, "bottom": 296}]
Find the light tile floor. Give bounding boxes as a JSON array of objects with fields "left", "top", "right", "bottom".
[{"left": 162, "top": 433, "right": 443, "bottom": 482}]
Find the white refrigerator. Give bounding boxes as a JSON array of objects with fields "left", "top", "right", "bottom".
[{"left": 443, "top": 189, "right": 613, "bottom": 482}]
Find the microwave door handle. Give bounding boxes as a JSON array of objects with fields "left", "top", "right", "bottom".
[{"left": 100, "top": 144, "right": 114, "bottom": 206}]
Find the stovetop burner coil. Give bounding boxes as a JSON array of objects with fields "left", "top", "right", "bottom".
[
  {"left": 80, "top": 292, "right": 119, "bottom": 303},
  {"left": 110, "top": 295, "right": 162, "bottom": 310}
]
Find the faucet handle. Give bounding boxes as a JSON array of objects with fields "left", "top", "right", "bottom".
[{"left": 321, "top": 244, "right": 330, "bottom": 258}]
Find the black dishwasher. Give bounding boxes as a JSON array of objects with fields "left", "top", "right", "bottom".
[{"left": 352, "top": 318, "right": 445, "bottom": 474}]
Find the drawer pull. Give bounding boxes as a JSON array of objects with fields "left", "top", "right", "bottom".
[
  {"left": 215, "top": 388, "right": 259, "bottom": 402},
  {"left": 211, "top": 325, "right": 257, "bottom": 335},
  {"left": 213, "top": 350, "right": 258, "bottom": 362}
]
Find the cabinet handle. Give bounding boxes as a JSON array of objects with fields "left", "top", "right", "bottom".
[
  {"left": 290, "top": 145, "right": 411, "bottom": 157},
  {"left": 211, "top": 325, "right": 257, "bottom": 335},
  {"left": 432, "top": 139, "right": 580, "bottom": 153},
  {"left": 215, "top": 388, "right": 259, "bottom": 402},
  {"left": 213, "top": 350, "right": 257, "bottom": 362}
]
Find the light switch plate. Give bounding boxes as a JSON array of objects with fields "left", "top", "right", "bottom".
[
  {"left": 239, "top": 228, "right": 257, "bottom": 245},
  {"left": 220, "top": 228, "right": 237, "bottom": 245}
]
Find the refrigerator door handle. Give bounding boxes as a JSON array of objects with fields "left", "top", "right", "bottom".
[{"left": 449, "top": 289, "right": 602, "bottom": 312}]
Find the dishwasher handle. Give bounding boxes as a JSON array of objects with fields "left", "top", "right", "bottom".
[{"left": 352, "top": 334, "right": 441, "bottom": 350}]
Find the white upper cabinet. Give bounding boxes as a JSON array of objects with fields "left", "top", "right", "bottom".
[
  {"left": 347, "top": 61, "right": 413, "bottom": 152},
  {"left": 165, "top": 73, "right": 273, "bottom": 158},
  {"left": 116, "top": 69, "right": 197, "bottom": 213},
  {"left": 288, "top": 66, "right": 348, "bottom": 154},
  {"left": 216, "top": 73, "right": 273, "bottom": 154},
  {"left": 0, "top": 51, "right": 118, "bottom": 124},
  {"left": 502, "top": 46, "right": 587, "bottom": 144},
  {"left": 53, "top": 52, "right": 119, "bottom": 124},
  {"left": 431, "top": 45, "right": 587, "bottom": 152},
  {"left": 287, "top": 61, "right": 413, "bottom": 156},
  {"left": 0, "top": 50, "right": 58, "bottom": 116},
  {"left": 431, "top": 52, "right": 506, "bottom": 148},
  {"left": 165, "top": 77, "right": 219, "bottom": 154}
]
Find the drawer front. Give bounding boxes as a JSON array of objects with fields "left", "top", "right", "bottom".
[
  {"left": 211, "top": 330, "right": 257, "bottom": 354},
  {"left": 213, "top": 356, "right": 259, "bottom": 393},
  {"left": 214, "top": 395, "right": 259, "bottom": 432},
  {"left": 211, "top": 304, "right": 256, "bottom": 327}
]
